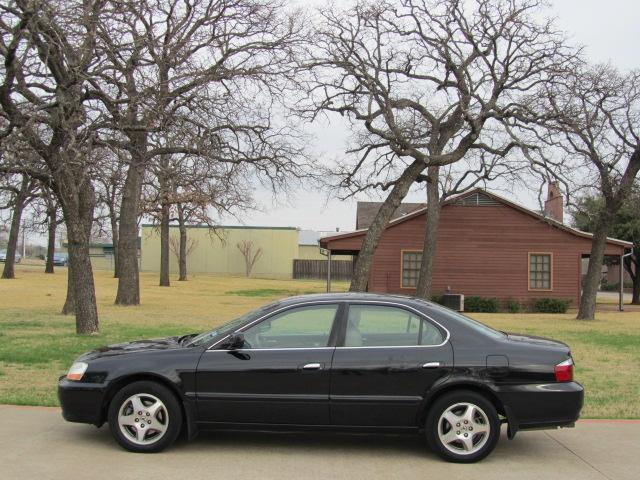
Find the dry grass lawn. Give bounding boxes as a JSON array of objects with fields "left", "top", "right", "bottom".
[{"left": 1, "top": 264, "right": 638, "bottom": 419}]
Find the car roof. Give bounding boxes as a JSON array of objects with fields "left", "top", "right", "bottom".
[{"left": 278, "top": 292, "right": 433, "bottom": 309}]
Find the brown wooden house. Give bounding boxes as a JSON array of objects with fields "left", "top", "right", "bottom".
[{"left": 320, "top": 187, "right": 632, "bottom": 308}]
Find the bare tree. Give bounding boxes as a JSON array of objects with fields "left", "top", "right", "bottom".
[
  {"left": 43, "top": 186, "right": 61, "bottom": 274},
  {"left": 169, "top": 233, "right": 198, "bottom": 281},
  {"left": 303, "top": 0, "right": 576, "bottom": 296},
  {"left": 0, "top": 172, "right": 37, "bottom": 278},
  {"left": 90, "top": 0, "right": 306, "bottom": 305},
  {"left": 23, "top": 181, "right": 62, "bottom": 274},
  {"left": 143, "top": 154, "right": 253, "bottom": 285},
  {"left": 518, "top": 65, "right": 640, "bottom": 319},
  {"left": 237, "top": 240, "right": 263, "bottom": 277},
  {"left": 0, "top": 0, "right": 106, "bottom": 333},
  {"left": 94, "top": 148, "right": 126, "bottom": 278}
]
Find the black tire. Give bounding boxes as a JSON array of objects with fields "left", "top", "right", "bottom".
[
  {"left": 425, "top": 390, "right": 500, "bottom": 463},
  {"left": 107, "top": 380, "right": 183, "bottom": 453}
]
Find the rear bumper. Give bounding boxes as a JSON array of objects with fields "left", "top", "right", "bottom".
[
  {"left": 58, "top": 376, "right": 107, "bottom": 426},
  {"left": 496, "top": 381, "right": 584, "bottom": 432}
]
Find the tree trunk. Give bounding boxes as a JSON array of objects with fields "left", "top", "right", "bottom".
[
  {"left": 45, "top": 206, "right": 56, "bottom": 274},
  {"left": 66, "top": 232, "right": 99, "bottom": 334},
  {"left": 159, "top": 172, "right": 171, "bottom": 286},
  {"left": 178, "top": 222, "right": 187, "bottom": 281},
  {"left": 115, "top": 146, "right": 145, "bottom": 305},
  {"left": 62, "top": 261, "right": 75, "bottom": 315},
  {"left": 159, "top": 205, "right": 171, "bottom": 287},
  {"left": 350, "top": 160, "right": 427, "bottom": 291},
  {"left": 110, "top": 205, "right": 120, "bottom": 278},
  {"left": 2, "top": 176, "right": 29, "bottom": 279},
  {"left": 626, "top": 253, "right": 639, "bottom": 305},
  {"left": 577, "top": 216, "right": 613, "bottom": 320},
  {"left": 632, "top": 274, "right": 640, "bottom": 305},
  {"left": 58, "top": 180, "right": 99, "bottom": 334},
  {"left": 415, "top": 166, "right": 441, "bottom": 299}
]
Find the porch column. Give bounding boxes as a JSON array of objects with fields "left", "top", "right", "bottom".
[
  {"left": 619, "top": 254, "right": 624, "bottom": 312},
  {"left": 327, "top": 250, "right": 332, "bottom": 293}
]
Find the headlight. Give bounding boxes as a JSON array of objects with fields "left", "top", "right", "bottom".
[{"left": 66, "top": 362, "right": 88, "bottom": 381}]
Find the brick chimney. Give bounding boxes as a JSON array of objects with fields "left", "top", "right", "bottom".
[{"left": 544, "top": 181, "right": 564, "bottom": 223}]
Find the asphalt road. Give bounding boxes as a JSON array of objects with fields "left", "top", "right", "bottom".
[{"left": 1, "top": 405, "right": 638, "bottom": 480}]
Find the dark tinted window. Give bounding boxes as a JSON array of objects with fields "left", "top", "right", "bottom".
[{"left": 344, "top": 305, "right": 444, "bottom": 347}]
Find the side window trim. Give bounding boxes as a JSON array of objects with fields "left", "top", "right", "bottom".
[
  {"left": 207, "top": 300, "right": 450, "bottom": 350},
  {"left": 339, "top": 302, "right": 448, "bottom": 349},
  {"left": 329, "top": 302, "right": 348, "bottom": 348}
]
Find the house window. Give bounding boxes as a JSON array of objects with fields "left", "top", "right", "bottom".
[
  {"left": 401, "top": 251, "right": 422, "bottom": 288},
  {"left": 529, "top": 253, "right": 552, "bottom": 290}
]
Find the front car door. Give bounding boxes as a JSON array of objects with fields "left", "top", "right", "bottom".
[
  {"left": 196, "top": 302, "right": 342, "bottom": 426},
  {"left": 330, "top": 302, "right": 453, "bottom": 428}
]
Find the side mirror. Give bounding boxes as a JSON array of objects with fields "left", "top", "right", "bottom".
[{"left": 226, "top": 333, "right": 245, "bottom": 350}]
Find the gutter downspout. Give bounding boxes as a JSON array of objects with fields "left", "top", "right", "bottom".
[
  {"left": 320, "top": 247, "right": 331, "bottom": 293},
  {"left": 620, "top": 246, "right": 634, "bottom": 312}
]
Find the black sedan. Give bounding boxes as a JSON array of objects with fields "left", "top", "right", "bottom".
[{"left": 58, "top": 293, "right": 583, "bottom": 462}]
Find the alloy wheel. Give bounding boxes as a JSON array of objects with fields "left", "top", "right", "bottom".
[
  {"left": 437, "top": 402, "right": 491, "bottom": 455},
  {"left": 117, "top": 393, "right": 169, "bottom": 446}
]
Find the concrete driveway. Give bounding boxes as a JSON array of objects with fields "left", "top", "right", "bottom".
[{"left": 1, "top": 405, "right": 638, "bottom": 480}]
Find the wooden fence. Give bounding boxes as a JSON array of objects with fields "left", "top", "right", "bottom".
[{"left": 293, "top": 259, "right": 353, "bottom": 281}]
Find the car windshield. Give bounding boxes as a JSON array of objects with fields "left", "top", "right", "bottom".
[
  {"left": 428, "top": 303, "right": 505, "bottom": 339},
  {"left": 186, "top": 302, "right": 279, "bottom": 347}
]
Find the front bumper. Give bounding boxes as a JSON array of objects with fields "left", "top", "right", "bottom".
[
  {"left": 58, "top": 376, "right": 107, "bottom": 426},
  {"left": 496, "top": 381, "right": 584, "bottom": 432}
]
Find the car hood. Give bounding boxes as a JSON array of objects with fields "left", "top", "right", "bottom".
[
  {"left": 505, "top": 332, "right": 570, "bottom": 351},
  {"left": 80, "top": 334, "right": 198, "bottom": 360}
]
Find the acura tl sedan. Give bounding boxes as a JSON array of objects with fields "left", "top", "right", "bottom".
[{"left": 58, "top": 293, "right": 583, "bottom": 462}]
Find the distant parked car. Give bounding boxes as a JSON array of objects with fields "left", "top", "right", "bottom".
[
  {"left": 59, "top": 293, "right": 583, "bottom": 462},
  {"left": 0, "top": 250, "right": 21, "bottom": 263},
  {"left": 53, "top": 253, "right": 69, "bottom": 266}
]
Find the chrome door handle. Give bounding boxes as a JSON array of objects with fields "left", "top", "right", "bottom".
[
  {"left": 301, "top": 363, "right": 322, "bottom": 370},
  {"left": 422, "top": 362, "right": 441, "bottom": 369}
]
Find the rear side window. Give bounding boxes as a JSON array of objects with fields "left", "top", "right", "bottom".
[{"left": 344, "top": 304, "right": 444, "bottom": 347}]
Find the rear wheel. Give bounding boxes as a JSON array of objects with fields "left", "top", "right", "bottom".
[
  {"left": 108, "top": 381, "right": 182, "bottom": 453},
  {"left": 426, "top": 390, "right": 500, "bottom": 463}
]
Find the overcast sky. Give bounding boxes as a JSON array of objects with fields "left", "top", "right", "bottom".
[{"left": 221, "top": 0, "right": 640, "bottom": 233}]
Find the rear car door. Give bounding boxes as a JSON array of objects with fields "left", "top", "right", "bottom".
[
  {"left": 196, "top": 303, "right": 342, "bottom": 426},
  {"left": 330, "top": 302, "right": 453, "bottom": 427}
]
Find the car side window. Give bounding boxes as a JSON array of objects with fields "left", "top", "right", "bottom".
[
  {"left": 241, "top": 304, "right": 339, "bottom": 349},
  {"left": 344, "top": 304, "right": 443, "bottom": 347}
]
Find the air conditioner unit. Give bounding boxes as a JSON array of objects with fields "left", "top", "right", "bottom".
[{"left": 442, "top": 294, "right": 464, "bottom": 312}]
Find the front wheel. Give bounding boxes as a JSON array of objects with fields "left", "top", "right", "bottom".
[
  {"left": 426, "top": 390, "right": 500, "bottom": 463},
  {"left": 107, "top": 380, "right": 183, "bottom": 453}
]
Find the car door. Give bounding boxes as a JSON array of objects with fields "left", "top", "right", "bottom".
[
  {"left": 330, "top": 302, "right": 453, "bottom": 427},
  {"left": 196, "top": 302, "right": 342, "bottom": 426}
]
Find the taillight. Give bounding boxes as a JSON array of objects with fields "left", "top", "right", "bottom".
[{"left": 554, "top": 358, "right": 573, "bottom": 382}]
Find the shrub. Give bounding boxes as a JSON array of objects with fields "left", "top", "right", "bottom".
[
  {"left": 601, "top": 281, "right": 633, "bottom": 291},
  {"left": 430, "top": 295, "right": 445, "bottom": 305},
  {"left": 505, "top": 297, "right": 521, "bottom": 313},
  {"left": 531, "top": 298, "right": 571, "bottom": 313},
  {"left": 464, "top": 296, "right": 499, "bottom": 313}
]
